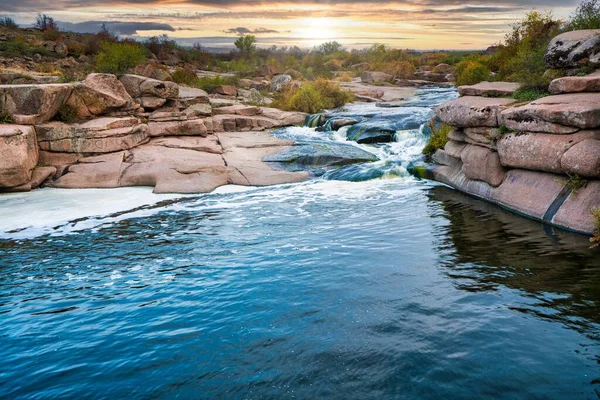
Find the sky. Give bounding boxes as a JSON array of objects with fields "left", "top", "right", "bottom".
[{"left": 0, "top": 1, "right": 581, "bottom": 50}]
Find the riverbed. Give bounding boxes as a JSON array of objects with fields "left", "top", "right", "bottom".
[{"left": 1, "top": 88, "right": 599, "bottom": 399}]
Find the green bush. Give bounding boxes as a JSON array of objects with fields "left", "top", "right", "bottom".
[
  {"left": 569, "top": 0, "right": 600, "bottom": 30},
  {"left": 95, "top": 41, "right": 147, "bottom": 75},
  {"left": 287, "top": 86, "right": 325, "bottom": 114},
  {"left": 171, "top": 68, "right": 198, "bottom": 86},
  {"left": 54, "top": 104, "right": 77, "bottom": 123},
  {"left": 455, "top": 60, "right": 491, "bottom": 85},
  {"left": 422, "top": 121, "right": 452, "bottom": 158},
  {"left": 513, "top": 86, "right": 549, "bottom": 102}
]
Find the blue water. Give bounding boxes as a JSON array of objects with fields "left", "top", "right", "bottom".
[{"left": 1, "top": 88, "right": 599, "bottom": 399}]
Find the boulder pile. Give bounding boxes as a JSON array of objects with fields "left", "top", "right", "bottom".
[
  {"left": 0, "top": 72, "right": 311, "bottom": 193},
  {"left": 430, "top": 72, "right": 600, "bottom": 235}
]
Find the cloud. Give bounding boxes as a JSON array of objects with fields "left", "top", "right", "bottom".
[
  {"left": 57, "top": 20, "right": 175, "bottom": 35},
  {"left": 224, "top": 26, "right": 280, "bottom": 35}
]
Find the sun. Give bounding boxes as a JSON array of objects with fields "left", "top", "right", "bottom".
[{"left": 295, "top": 17, "right": 338, "bottom": 44}]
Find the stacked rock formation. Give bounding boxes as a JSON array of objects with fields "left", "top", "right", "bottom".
[
  {"left": 430, "top": 73, "right": 600, "bottom": 235},
  {"left": 0, "top": 73, "right": 311, "bottom": 193}
]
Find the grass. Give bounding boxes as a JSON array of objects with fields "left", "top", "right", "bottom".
[
  {"left": 590, "top": 208, "right": 600, "bottom": 248},
  {"left": 0, "top": 113, "right": 13, "bottom": 124},
  {"left": 512, "top": 86, "right": 549, "bottom": 102},
  {"left": 566, "top": 173, "right": 588, "bottom": 195},
  {"left": 422, "top": 121, "right": 452, "bottom": 158},
  {"left": 54, "top": 104, "right": 77, "bottom": 123}
]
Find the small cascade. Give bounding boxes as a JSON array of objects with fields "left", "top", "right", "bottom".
[{"left": 304, "top": 114, "right": 324, "bottom": 128}]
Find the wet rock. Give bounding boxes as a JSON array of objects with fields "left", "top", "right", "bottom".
[
  {"left": 437, "top": 96, "right": 513, "bottom": 128},
  {"left": 561, "top": 139, "right": 600, "bottom": 178},
  {"left": 501, "top": 93, "right": 600, "bottom": 132},
  {"left": 545, "top": 29, "right": 600, "bottom": 69},
  {"left": 458, "top": 81, "right": 520, "bottom": 97},
  {"left": 361, "top": 71, "right": 392, "bottom": 84},
  {"left": 346, "top": 124, "right": 396, "bottom": 144},
  {"left": 460, "top": 144, "right": 506, "bottom": 187},
  {"left": 0, "top": 124, "right": 38, "bottom": 188},
  {"left": 264, "top": 141, "right": 378, "bottom": 168},
  {"left": 552, "top": 180, "right": 600, "bottom": 234},
  {"left": 497, "top": 131, "right": 600, "bottom": 173},
  {"left": 0, "top": 83, "right": 73, "bottom": 124}
]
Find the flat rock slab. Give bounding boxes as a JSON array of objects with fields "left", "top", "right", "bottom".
[
  {"left": 501, "top": 93, "right": 600, "bottom": 132},
  {"left": 549, "top": 71, "right": 600, "bottom": 94},
  {"left": 437, "top": 96, "right": 513, "bottom": 128},
  {"left": 458, "top": 81, "right": 520, "bottom": 97},
  {"left": 150, "top": 136, "right": 222, "bottom": 154},
  {"left": 552, "top": 180, "right": 600, "bottom": 234}
]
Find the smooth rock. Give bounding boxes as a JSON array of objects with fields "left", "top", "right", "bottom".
[
  {"left": 361, "top": 71, "right": 392, "bottom": 84},
  {"left": 139, "top": 97, "right": 167, "bottom": 110},
  {"left": 437, "top": 96, "right": 513, "bottom": 128},
  {"left": 150, "top": 136, "right": 222, "bottom": 154},
  {"left": 346, "top": 124, "right": 396, "bottom": 144},
  {"left": 458, "top": 81, "right": 520, "bottom": 97},
  {"left": 264, "top": 141, "right": 378, "bottom": 167},
  {"left": 561, "top": 139, "right": 600, "bottom": 178},
  {"left": 545, "top": 29, "right": 600, "bottom": 69},
  {"left": 432, "top": 149, "right": 461, "bottom": 167},
  {"left": 139, "top": 78, "right": 179, "bottom": 99},
  {"left": 448, "top": 129, "right": 467, "bottom": 143},
  {"left": 183, "top": 103, "right": 212, "bottom": 118},
  {"left": 460, "top": 145, "right": 506, "bottom": 187},
  {"left": 212, "top": 114, "right": 278, "bottom": 132},
  {"left": 552, "top": 181, "right": 600, "bottom": 234},
  {"left": 444, "top": 140, "right": 467, "bottom": 158},
  {"left": 548, "top": 71, "right": 600, "bottom": 94},
  {"left": 497, "top": 130, "right": 600, "bottom": 173},
  {"left": 0, "top": 124, "right": 38, "bottom": 187},
  {"left": 270, "top": 75, "right": 292, "bottom": 92},
  {"left": 147, "top": 119, "right": 210, "bottom": 137},
  {"left": 67, "top": 74, "right": 135, "bottom": 118},
  {"left": 0, "top": 83, "right": 73, "bottom": 124},
  {"left": 213, "top": 105, "right": 261, "bottom": 116}
]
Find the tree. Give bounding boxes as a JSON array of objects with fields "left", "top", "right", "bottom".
[
  {"left": 0, "top": 17, "right": 18, "bottom": 29},
  {"left": 35, "top": 14, "right": 57, "bottom": 31},
  {"left": 569, "top": 0, "right": 600, "bottom": 30},
  {"left": 313, "top": 41, "right": 344, "bottom": 55},
  {"left": 234, "top": 35, "right": 256, "bottom": 55}
]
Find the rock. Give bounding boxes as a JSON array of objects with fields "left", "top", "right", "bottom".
[
  {"left": 218, "top": 132, "right": 309, "bottom": 186},
  {"left": 53, "top": 152, "right": 128, "bottom": 189},
  {"left": 501, "top": 93, "right": 600, "bottom": 132},
  {"left": 147, "top": 119, "right": 210, "bottom": 137},
  {"left": 548, "top": 70, "right": 600, "bottom": 94},
  {"left": 264, "top": 141, "right": 378, "bottom": 168},
  {"left": 270, "top": 75, "right": 292, "bottom": 92},
  {"left": 257, "top": 65, "right": 280, "bottom": 76},
  {"left": 133, "top": 63, "right": 173, "bottom": 81},
  {"left": 444, "top": 140, "right": 467, "bottom": 158},
  {"left": 29, "top": 166, "right": 57, "bottom": 189},
  {"left": 460, "top": 145, "right": 506, "bottom": 187},
  {"left": 148, "top": 111, "right": 187, "bottom": 122},
  {"left": 284, "top": 69, "right": 303, "bottom": 79},
  {"left": 212, "top": 114, "right": 277, "bottom": 132},
  {"left": 0, "top": 83, "right": 73, "bottom": 124},
  {"left": 552, "top": 181, "right": 600, "bottom": 234},
  {"left": 36, "top": 117, "right": 149, "bottom": 154},
  {"left": 497, "top": 131, "right": 600, "bottom": 173},
  {"left": 238, "top": 79, "right": 254, "bottom": 89},
  {"left": 183, "top": 103, "right": 212, "bottom": 118},
  {"left": 213, "top": 104, "right": 261, "bottom": 116},
  {"left": 448, "top": 129, "right": 467, "bottom": 143},
  {"left": 149, "top": 136, "right": 222, "bottom": 154},
  {"left": 0, "top": 124, "right": 38, "bottom": 188},
  {"left": 545, "top": 29, "right": 600, "bottom": 69},
  {"left": 215, "top": 85, "right": 237, "bottom": 96},
  {"left": 463, "top": 127, "right": 500, "bottom": 149},
  {"left": 119, "top": 74, "right": 146, "bottom": 98},
  {"left": 67, "top": 74, "right": 135, "bottom": 118},
  {"left": 139, "top": 97, "right": 167, "bottom": 110},
  {"left": 326, "top": 118, "right": 359, "bottom": 131},
  {"left": 346, "top": 124, "right": 396, "bottom": 144},
  {"left": 458, "top": 81, "right": 520, "bottom": 97},
  {"left": 561, "top": 139, "right": 600, "bottom": 178},
  {"left": 260, "top": 107, "right": 306, "bottom": 126},
  {"left": 54, "top": 42, "right": 68, "bottom": 57},
  {"left": 433, "top": 63, "right": 453, "bottom": 74},
  {"left": 414, "top": 71, "right": 448, "bottom": 83},
  {"left": 432, "top": 149, "right": 461, "bottom": 167},
  {"left": 175, "top": 87, "right": 210, "bottom": 108},
  {"left": 139, "top": 78, "right": 179, "bottom": 99},
  {"left": 361, "top": 71, "right": 392, "bottom": 84},
  {"left": 437, "top": 96, "right": 513, "bottom": 128},
  {"left": 350, "top": 62, "right": 371, "bottom": 71}
]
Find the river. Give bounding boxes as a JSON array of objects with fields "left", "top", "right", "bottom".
[{"left": 1, "top": 87, "right": 599, "bottom": 399}]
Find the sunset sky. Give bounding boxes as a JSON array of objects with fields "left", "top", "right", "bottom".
[{"left": 0, "top": 1, "right": 580, "bottom": 50}]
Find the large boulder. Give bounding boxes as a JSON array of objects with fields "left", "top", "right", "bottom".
[
  {"left": 36, "top": 117, "right": 149, "bottom": 154},
  {"left": 437, "top": 96, "right": 513, "bottom": 128},
  {"left": 458, "top": 81, "right": 520, "bottom": 97},
  {"left": 560, "top": 139, "right": 600, "bottom": 178},
  {"left": 501, "top": 93, "right": 600, "bottom": 133},
  {"left": 545, "top": 29, "right": 600, "bottom": 69},
  {"left": 263, "top": 141, "right": 378, "bottom": 168},
  {"left": 67, "top": 74, "right": 136, "bottom": 119},
  {"left": 0, "top": 124, "right": 38, "bottom": 188},
  {"left": 361, "top": 71, "right": 392, "bottom": 84},
  {"left": 548, "top": 70, "right": 600, "bottom": 94},
  {"left": 346, "top": 124, "right": 396, "bottom": 144},
  {"left": 0, "top": 83, "right": 73, "bottom": 124},
  {"left": 119, "top": 74, "right": 179, "bottom": 99},
  {"left": 175, "top": 87, "right": 210, "bottom": 109},
  {"left": 270, "top": 75, "right": 292, "bottom": 92},
  {"left": 460, "top": 144, "right": 505, "bottom": 187},
  {"left": 497, "top": 130, "right": 600, "bottom": 173}
]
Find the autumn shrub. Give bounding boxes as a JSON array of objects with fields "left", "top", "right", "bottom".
[
  {"left": 422, "top": 121, "right": 452, "bottom": 158},
  {"left": 273, "top": 79, "right": 354, "bottom": 113},
  {"left": 95, "top": 41, "right": 147, "bottom": 74},
  {"left": 172, "top": 67, "right": 198, "bottom": 86},
  {"left": 455, "top": 60, "right": 491, "bottom": 85},
  {"left": 377, "top": 60, "right": 416, "bottom": 79}
]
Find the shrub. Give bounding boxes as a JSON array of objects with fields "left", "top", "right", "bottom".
[
  {"left": 35, "top": 14, "right": 57, "bottom": 31},
  {"left": 0, "top": 17, "right": 18, "bottom": 29},
  {"left": 95, "top": 41, "right": 147, "bottom": 74},
  {"left": 193, "top": 75, "right": 239, "bottom": 93},
  {"left": 0, "top": 113, "right": 13, "bottom": 124},
  {"left": 455, "top": 60, "right": 491, "bottom": 85},
  {"left": 422, "top": 121, "right": 452, "bottom": 158},
  {"left": 172, "top": 67, "right": 198, "bottom": 86},
  {"left": 273, "top": 79, "right": 354, "bottom": 113},
  {"left": 513, "top": 86, "right": 549, "bottom": 102},
  {"left": 378, "top": 60, "right": 416, "bottom": 79},
  {"left": 569, "top": 0, "right": 600, "bottom": 30},
  {"left": 590, "top": 208, "right": 600, "bottom": 248}
]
